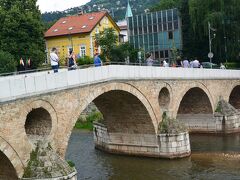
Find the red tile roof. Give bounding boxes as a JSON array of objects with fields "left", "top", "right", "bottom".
[{"left": 45, "top": 11, "right": 110, "bottom": 38}]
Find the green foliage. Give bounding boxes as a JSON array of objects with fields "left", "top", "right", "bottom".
[
  {"left": 23, "top": 144, "right": 39, "bottom": 178},
  {"left": 77, "top": 56, "right": 94, "bottom": 65},
  {"left": 215, "top": 101, "right": 222, "bottom": 113},
  {"left": 159, "top": 112, "right": 187, "bottom": 134},
  {"left": 74, "top": 111, "right": 103, "bottom": 130},
  {"left": 151, "top": 0, "right": 240, "bottom": 64},
  {"left": 224, "top": 62, "right": 240, "bottom": 69},
  {"left": 0, "top": 0, "right": 46, "bottom": 69},
  {"left": 41, "top": 0, "right": 160, "bottom": 23},
  {"left": 109, "top": 43, "right": 139, "bottom": 63},
  {"left": 67, "top": 160, "right": 75, "bottom": 168},
  {"left": 0, "top": 50, "right": 17, "bottom": 73},
  {"left": 95, "top": 28, "right": 118, "bottom": 62},
  {"left": 150, "top": 0, "right": 180, "bottom": 11}
]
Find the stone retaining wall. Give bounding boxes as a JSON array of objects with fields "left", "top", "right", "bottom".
[
  {"left": 178, "top": 113, "right": 240, "bottom": 133},
  {"left": 93, "top": 122, "right": 191, "bottom": 158}
]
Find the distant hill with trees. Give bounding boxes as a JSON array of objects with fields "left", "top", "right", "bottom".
[{"left": 41, "top": 0, "right": 160, "bottom": 23}]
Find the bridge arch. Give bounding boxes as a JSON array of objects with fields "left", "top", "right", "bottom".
[
  {"left": 174, "top": 82, "right": 214, "bottom": 117},
  {"left": 229, "top": 85, "right": 240, "bottom": 109},
  {"left": 176, "top": 85, "right": 214, "bottom": 126},
  {"left": 21, "top": 100, "right": 58, "bottom": 145},
  {"left": 0, "top": 136, "right": 24, "bottom": 178},
  {"left": 73, "top": 82, "right": 158, "bottom": 133},
  {"left": 61, "top": 82, "right": 158, "bottom": 156}
]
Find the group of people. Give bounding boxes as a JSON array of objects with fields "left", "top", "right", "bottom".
[
  {"left": 146, "top": 53, "right": 170, "bottom": 67},
  {"left": 50, "top": 47, "right": 78, "bottom": 73},
  {"left": 146, "top": 54, "right": 226, "bottom": 69},
  {"left": 178, "top": 57, "right": 201, "bottom": 68},
  {"left": 50, "top": 47, "right": 102, "bottom": 73},
  {"left": 18, "top": 58, "right": 32, "bottom": 72}
]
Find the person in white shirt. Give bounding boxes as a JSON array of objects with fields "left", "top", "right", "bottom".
[
  {"left": 182, "top": 58, "right": 190, "bottom": 68},
  {"left": 146, "top": 53, "right": 154, "bottom": 66},
  {"left": 50, "top": 47, "right": 59, "bottom": 73},
  {"left": 192, "top": 58, "right": 200, "bottom": 68},
  {"left": 163, "top": 60, "right": 169, "bottom": 67}
]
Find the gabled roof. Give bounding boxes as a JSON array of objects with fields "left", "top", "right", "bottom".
[{"left": 45, "top": 11, "right": 116, "bottom": 38}]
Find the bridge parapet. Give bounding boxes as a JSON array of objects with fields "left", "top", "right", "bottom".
[{"left": 0, "top": 65, "right": 240, "bottom": 103}]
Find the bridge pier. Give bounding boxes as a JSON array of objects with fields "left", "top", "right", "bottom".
[{"left": 93, "top": 122, "right": 191, "bottom": 158}]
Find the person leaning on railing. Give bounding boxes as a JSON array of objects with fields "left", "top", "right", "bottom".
[{"left": 94, "top": 53, "right": 102, "bottom": 67}]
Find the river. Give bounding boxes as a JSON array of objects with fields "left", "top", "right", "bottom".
[{"left": 66, "top": 130, "right": 240, "bottom": 180}]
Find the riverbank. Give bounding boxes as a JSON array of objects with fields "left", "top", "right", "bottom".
[{"left": 74, "top": 111, "right": 103, "bottom": 130}]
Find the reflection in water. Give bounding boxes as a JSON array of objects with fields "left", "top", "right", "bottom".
[{"left": 66, "top": 130, "right": 240, "bottom": 180}]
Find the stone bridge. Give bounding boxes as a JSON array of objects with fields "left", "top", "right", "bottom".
[{"left": 0, "top": 65, "right": 240, "bottom": 178}]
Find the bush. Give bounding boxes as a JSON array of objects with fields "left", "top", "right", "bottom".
[
  {"left": 224, "top": 62, "right": 240, "bottom": 69},
  {"left": 0, "top": 50, "right": 17, "bottom": 74},
  {"left": 159, "top": 112, "right": 187, "bottom": 134},
  {"left": 77, "top": 56, "right": 94, "bottom": 66},
  {"left": 74, "top": 111, "right": 103, "bottom": 130},
  {"left": 67, "top": 160, "right": 75, "bottom": 168}
]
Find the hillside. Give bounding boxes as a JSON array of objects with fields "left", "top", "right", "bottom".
[{"left": 42, "top": 0, "right": 160, "bottom": 23}]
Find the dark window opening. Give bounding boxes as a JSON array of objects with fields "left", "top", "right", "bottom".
[
  {"left": 168, "top": 31, "right": 173, "bottom": 40},
  {"left": 165, "top": 50, "right": 169, "bottom": 58}
]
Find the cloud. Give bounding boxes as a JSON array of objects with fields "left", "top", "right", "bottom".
[{"left": 37, "top": 0, "right": 90, "bottom": 13}]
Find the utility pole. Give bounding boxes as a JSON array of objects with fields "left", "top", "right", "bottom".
[{"left": 208, "top": 22, "right": 216, "bottom": 69}]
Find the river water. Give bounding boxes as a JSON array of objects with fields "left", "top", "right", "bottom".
[{"left": 66, "top": 130, "right": 240, "bottom": 180}]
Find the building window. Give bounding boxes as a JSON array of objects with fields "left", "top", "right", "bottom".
[
  {"left": 174, "top": 21, "right": 178, "bottom": 29},
  {"left": 96, "top": 27, "right": 99, "bottom": 34},
  {"left": 80, "top": 45, "right": 86, "bottom": 57},
  {"left": 160, "top": 51, "right": 164, "bottom": 58},
  {"left": 168, "top": 22, "right": 173, "bottom": 30},
  {"left": 165, "top": 50, "right": 169, "bottom": 58},
  {"left": 168, "top": 31, "right": 173, "bottom": 40}
]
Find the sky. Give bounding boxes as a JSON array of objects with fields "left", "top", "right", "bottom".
[{"left": 37, "top": 0, "right": 91, "bottom": 13}]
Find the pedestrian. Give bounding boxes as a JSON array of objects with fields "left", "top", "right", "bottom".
[
  {"left": 26, "top": 58, "right": 32, "bottom": 71},
  {"left": 94, "top": 53, "right": 102, "bottom": 67},
  {"left": 18, "top": 58, "right": 25, "bottom": 72},
  {"left": 163, "top": 60, "right": 169, "bottom": 67},
  {"left": 220, "top": 63, "right": 226, "bottom": 69},
  {"left": 146, "top": 53, "right": 154, "bottom": 66},
  {"left": 176, "top": 56, "right": 182, "bottom": 67},
  {"left": 50, "top": 47, "right": 59, "bottom": 73},
  {"left": 182, "top": 57, "right": 190, "bottom": 68},
  {"left": 68, "top": 50, "right": 77, "bottom": 70},
  {"left": 192, "top": 57, "right": 200, "bottom": 68}
]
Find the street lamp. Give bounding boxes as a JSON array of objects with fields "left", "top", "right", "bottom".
[{"left": 208, "top": 22, "right": 216, "bottom": 69}]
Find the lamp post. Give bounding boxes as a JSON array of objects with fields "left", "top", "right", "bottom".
[{"left": 208, "top": 22, "right": 216, "bottom": 69}]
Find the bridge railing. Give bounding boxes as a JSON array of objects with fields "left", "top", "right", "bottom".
[{"left": 0, "top": 63, "right": 240, "bottom": 102}]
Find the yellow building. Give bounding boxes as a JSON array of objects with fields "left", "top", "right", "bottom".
[{"left": 44, "top": 11, "right": 120, "bottom": 63}]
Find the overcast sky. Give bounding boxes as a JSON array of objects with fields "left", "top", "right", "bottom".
[{"left": 37, "top": 0, "right": 90, "bottom": 13}]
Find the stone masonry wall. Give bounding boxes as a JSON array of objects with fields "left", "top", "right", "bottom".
[
  {"left": 94, "top": 123, "right": 191, "bottom": 158},
  {"left": 0, "top": 79, "right": 240, "bottom": 177}
]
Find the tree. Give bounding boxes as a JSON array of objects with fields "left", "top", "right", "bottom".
[
  {"left": 0, "top": 50, "right": 17, "bottom": 74},
  {"left": 150, "top": 0, "right": 180, "bottom": 11},
  {"left": 109, "top": 43, "right": 139, "bottom": 63},
  {"left": 151, "top": 0, "right": 240, "bottom": 63},
  {"left": 0, "top": 0, "right": 45, "bottom": 70},
  {"left": 95, "top": 28, "right": 118, "bottom": 62}
]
